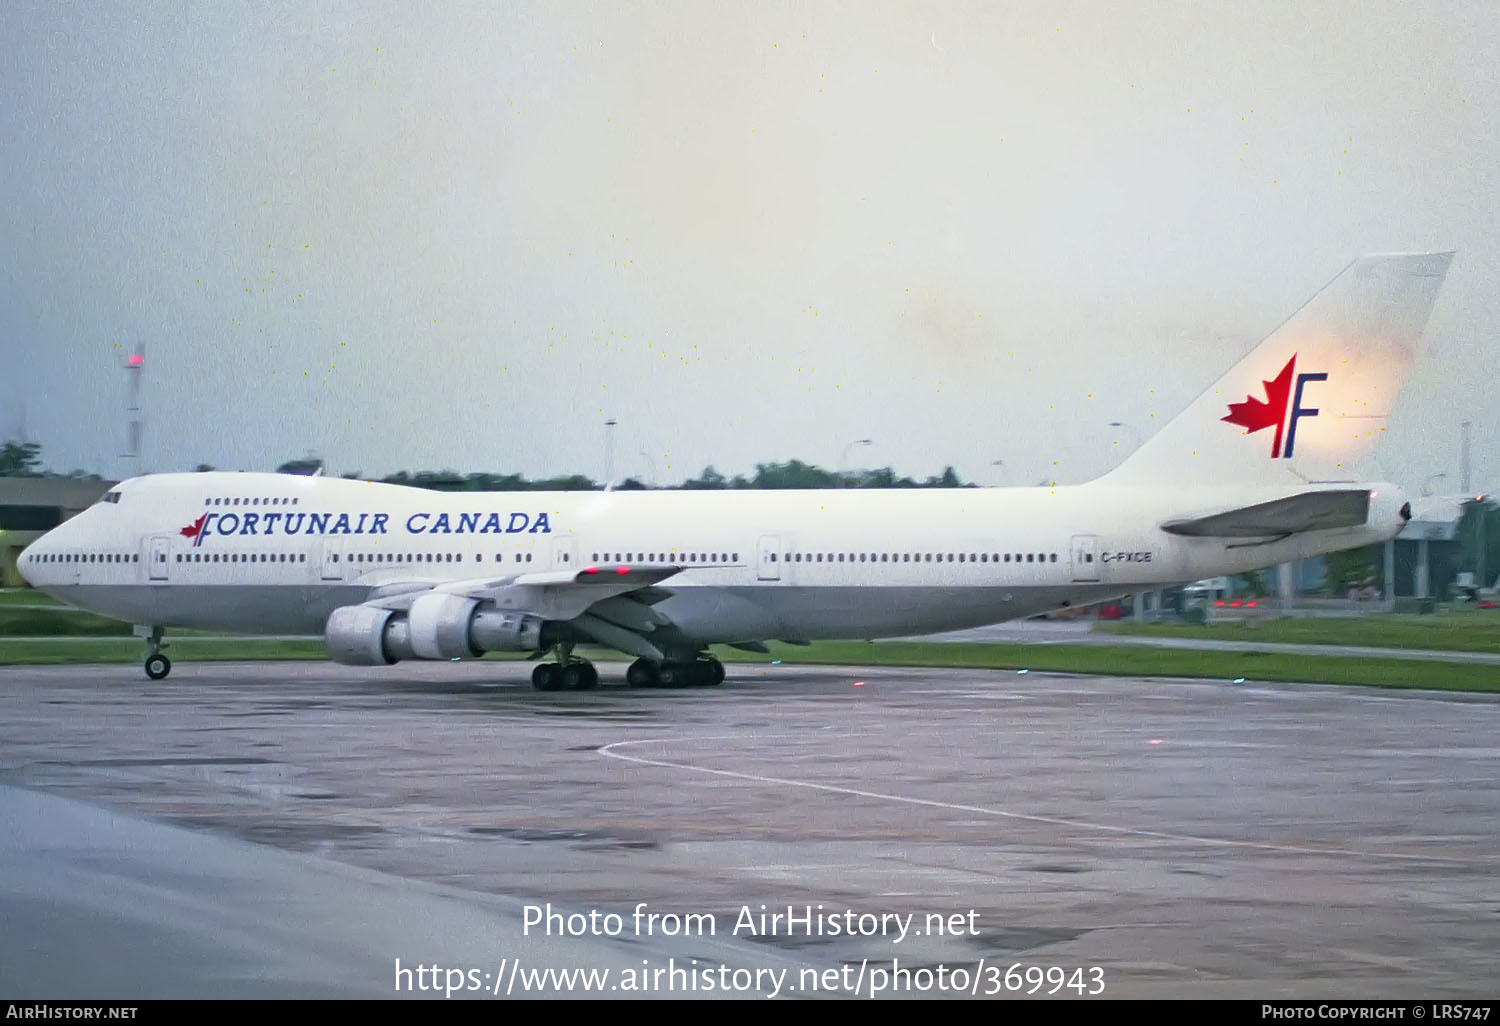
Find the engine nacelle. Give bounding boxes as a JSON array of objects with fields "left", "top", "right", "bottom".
[
  {"left": 471, "top": 610, "right": 546, "bottom": 652},
  {"left": 408, "top": 593, "right": 481, "bottom": 659},
  {"left": 326, "top": 604, "right": 401, "bottom": 665},
  {"left": 326, "top": 600, "right": 547, "bottom": 666}
]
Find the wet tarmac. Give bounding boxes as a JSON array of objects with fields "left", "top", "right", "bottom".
[{"left": 2, "top": 661, "right": 1497, "bottom": 998}]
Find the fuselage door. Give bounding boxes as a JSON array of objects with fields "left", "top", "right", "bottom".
[
  {"left": 757, "top": 533, "right": 782, "bottom": 582},
  {"left": 148, "top": 536, "right": 170, "bottom": 581},
  {"left": 1070, "top": 534, "right": 1100, "bottom": 583},
  {"left": 553, "top": 533, "right": 576, "bottom": 571},
  {"left": 321, "top": 540, "right": 344, "bottom": 581}
]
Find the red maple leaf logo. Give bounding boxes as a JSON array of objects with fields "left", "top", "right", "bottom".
[
  {"left": 1222, "top": 354, "right": 1296, "bottom": 457},
  {"left": 180, "top": 513, "right": 208, "bottom": 540}
]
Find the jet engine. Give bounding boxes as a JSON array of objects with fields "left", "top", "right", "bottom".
[{"left": 325, "top": 598, "right": 546, "bottom": 665}]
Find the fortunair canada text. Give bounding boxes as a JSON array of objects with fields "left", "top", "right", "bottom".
[{"left": 180, "top": 510, "right": 552, "bottom": 547}]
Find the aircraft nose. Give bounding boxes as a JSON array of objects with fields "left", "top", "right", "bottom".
[{"left": 17, "top": 538, "right": 37, "bottom": 586}]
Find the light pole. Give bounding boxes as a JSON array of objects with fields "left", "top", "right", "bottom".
[
  {"left": 1461, "top": 421, "right": 1471, "bottom": 493},
  {"left": 638, "top": 449, "right": 658, "bottom": 488},
  {"left": 603, "top": 418, "right": 617, "bottom": 489},
  {"left": 840, "top": 438, "right": 873, "bottom": 487},
  {"left": 991, "top": 459, "right": 1007, "bottom": 487}
]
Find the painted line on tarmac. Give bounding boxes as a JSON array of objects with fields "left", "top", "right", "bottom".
[{"left": 599, "top": 737, "right": 1479, "bottom": 866}]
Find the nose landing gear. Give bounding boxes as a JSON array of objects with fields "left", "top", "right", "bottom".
[{"left": 138, "top": 625, "right": 171, "bottom": 680}]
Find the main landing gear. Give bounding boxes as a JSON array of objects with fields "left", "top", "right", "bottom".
[
  {"left": 626, "top": 656, "right": 725, "bottom": 689},
  {"left": 531, "top": 641, "right": 600, "bottom": 692},
  {"left": 139, "top": 626, "right": 171, "bottom": 680}
]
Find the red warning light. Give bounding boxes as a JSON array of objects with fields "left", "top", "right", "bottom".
[
  {"left": 128, "top": 354, "right": 144, "bottom": 367},
  {"left": 616, "top": 565, "right": 630, "bottom": 575}
]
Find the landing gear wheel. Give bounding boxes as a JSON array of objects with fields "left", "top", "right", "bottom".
[
  {"left": 701, "top": 658, "right": 725, "bottom": 686},
  {"left": 560, "top": 663, "right": 599, "bottom": 690},
  {"left": 531, "top": 663, "right": 563, "bottom": 692},
  {"left": 145, "top": 653, "right": 171, "bottom": 680},
  {"left": 626, "top": 659, "right": 658, "bottom": 689}
]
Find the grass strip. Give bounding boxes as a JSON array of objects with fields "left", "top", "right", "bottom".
[
  {"left": 1098, "top": 612, "right": 1500, "bottom": 653},
  {"left": 0, "top": 637, "right": 1494, "bottom": 692}
]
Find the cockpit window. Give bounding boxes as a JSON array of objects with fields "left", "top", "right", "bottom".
[{"left": 96, "top": 491, "right": 122, "bottom": 505}]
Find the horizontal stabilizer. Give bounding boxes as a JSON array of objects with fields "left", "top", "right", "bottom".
[{"left": 1162, "top": 489, "right": 1371, "bottom": 538}]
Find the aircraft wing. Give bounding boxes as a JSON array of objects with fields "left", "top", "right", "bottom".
[
  {"left": 1161, "top": 489, "right": 1373, "bottom": 539},
  {"left": 362, "top": 564, "right": 685, "bottom": 624},
  {"left": 354, "top": 563, "right": 764, "bottom": 661}
]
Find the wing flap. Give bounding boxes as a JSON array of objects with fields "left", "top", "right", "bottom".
[
  {"left": 1162, "top": 489, "right": 1371, "bottom": 538},
  {"left": 362, "top": 565, "right": 685, "bottom": 620}
]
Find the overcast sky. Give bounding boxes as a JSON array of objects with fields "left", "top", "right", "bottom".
[{"left": 2, "top": 1, "right": 1496, "bottom": 491}]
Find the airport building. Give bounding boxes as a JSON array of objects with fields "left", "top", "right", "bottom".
[
  {"left": 1394, "top": 492, "right": 1492, "bottom": 601},
  {"left": 0, "top": 478, "right": 115, "bottom": 587}
]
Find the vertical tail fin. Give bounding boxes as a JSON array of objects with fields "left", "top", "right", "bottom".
[{"left": 1103, "top": 252, "right": 1453, "bottom": 488}]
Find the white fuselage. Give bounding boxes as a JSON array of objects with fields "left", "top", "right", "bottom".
[{"left": 19, "top": 472, "right": 1405, "bottom": 645}]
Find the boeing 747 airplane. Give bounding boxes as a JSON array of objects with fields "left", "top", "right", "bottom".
[{"left": 18, "top": 253, "right": 1452, "bottom": 689}]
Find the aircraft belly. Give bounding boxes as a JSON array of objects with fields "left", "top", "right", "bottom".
[
  {"left": 658, "top": 586, "right": 1088, "bottom": 643},
  {"left": 53, "top": 585, "right": 364, "bottom": 635}
]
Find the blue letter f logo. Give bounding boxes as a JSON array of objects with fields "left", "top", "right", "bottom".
[{"left": 1283, "top": 372, "right": 1327, "bottom": 458}]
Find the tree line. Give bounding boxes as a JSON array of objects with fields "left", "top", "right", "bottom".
[
  {"left": 277, "top": 457, "right": 972, "bottom": 491},
  {"left": 0, "top": 442, "right": 970, "bottom": 490}
]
